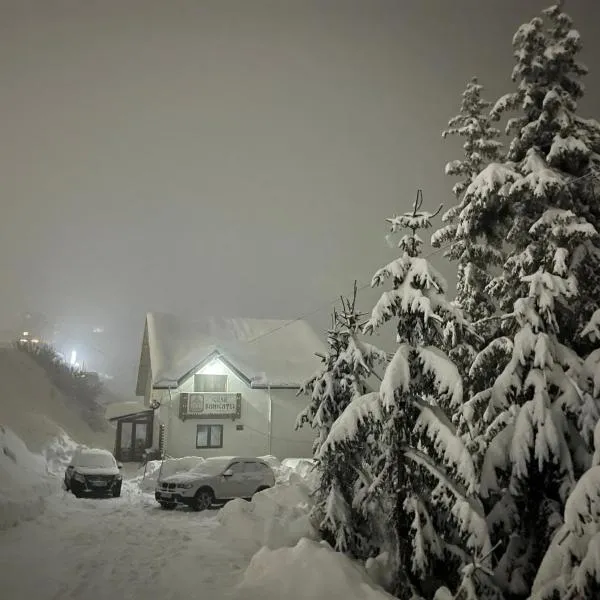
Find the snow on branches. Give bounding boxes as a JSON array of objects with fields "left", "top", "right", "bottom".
[
  {"left": 295, "top": 282, "right": 386, "bottom": 558},
  {"left": 321, "top": 191, "right": 494, "bottom": 599}
]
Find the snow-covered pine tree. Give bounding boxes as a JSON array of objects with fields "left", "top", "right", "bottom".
[
  {"left": 530, "top": 420, "right": 600, "bottom": 600},
  {"left": 431, "top": 78, "right": 507, "bottom": 442},
  {"left": 433, "top": 76, "right": 503, "bottom": 326},
  {"left": 472, "top": 206, "right": 597, "bottom": 599},
  {"left": 451, "top": 0, "right": 600, "bottom": 488},
  {"left": 486, "top": 3, "right": 600, "bottom": 355},
  {"left": 320, "top": 192, "right": 497, "bottom": 600},
  {"left": 295, "top": 282, "right": 387, "bottom": 558}
]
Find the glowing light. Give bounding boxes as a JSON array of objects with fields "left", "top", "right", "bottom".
[
  {"left": 92, "top": 327, "right": 104, "bottom": 334},
  {"left": 19, "top": 339, "right": 28, "bottom": 343},
  {"left": 196, "top": 357, "right": 227, "bottom": 375},
  {"left": 31, "top": 339, "right": 39, "bottom": 343},
  {"left": 22, "top": 331, "right": 29, "bottom": 336},
  {"left": 70, "top": 350, "right": 77, "bottom": 366}
]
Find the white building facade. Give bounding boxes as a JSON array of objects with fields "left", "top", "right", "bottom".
[{"left": 135, "top": 313, "right": 323, "bottom": 461}]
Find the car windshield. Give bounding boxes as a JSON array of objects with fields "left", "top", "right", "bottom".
[
  {"left": 189, "top": 458, "right": 233, "bottom": 475},
  {"left": 78, "top": 453, "right": 116, "bottom": 468}
]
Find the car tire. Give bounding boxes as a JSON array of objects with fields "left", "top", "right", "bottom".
[
  {"left": 113, "top": 485, "right": 122, "bottom": 498},
  {"left": 160, "top": 502, "right": 176, "bottom": 510},
  {"left": 192, "top": 488, "right": 214, "bottom": 512},
  {"left": 64, "top": 479, "right": 70, "bottom": 491}
]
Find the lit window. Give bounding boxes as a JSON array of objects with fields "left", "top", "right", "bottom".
[{"left": 194, "top": 374, "right": 227, "bottom": 393}]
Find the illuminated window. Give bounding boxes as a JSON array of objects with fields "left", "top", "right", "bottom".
[{"left": 194, "top": 374, "right": 227, "bottom": 393}]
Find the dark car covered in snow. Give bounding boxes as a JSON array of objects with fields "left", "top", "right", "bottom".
[{"left": 64, "top": 448, "right": 123, "bottom": 498}]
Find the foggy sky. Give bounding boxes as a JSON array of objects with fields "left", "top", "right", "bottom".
[{"left": 2, "top": 0, "right": 599, "bottom": 395}]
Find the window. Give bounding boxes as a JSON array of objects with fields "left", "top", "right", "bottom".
[
  {"left": 243, "top": 461, "right": 263, "bottom": 473},
  {"left": 194, "top": 374, "right": 227, "bottom": 393},
  {"left": 226, "top": 462, "right": 244, "bottom": 474},
  {"left": 196, "top": 424, "right": 223, "bottom": 449}
]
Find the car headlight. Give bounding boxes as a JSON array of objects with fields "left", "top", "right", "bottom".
[
  {"left": 179, "top": 483, "right": 194, "bottom": 489},
  {"left": 73, "top": 472, "right": 85, "bottom": 483}
]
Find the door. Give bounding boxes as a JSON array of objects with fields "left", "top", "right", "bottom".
[
  {"left": 132, "top": 422, "right": 147, "bottom": 461},
  {"left": 116, "top": 418, "right": 151, "bottom": 462},
  {"left": 220, "top": 461, "right": 245, "bottom": 498},
  {"left": 242, "top": 461, "right": 264, "bottom": 496},
  {"left": 118, "top": 422, "right": 134, "bottom": 462}
]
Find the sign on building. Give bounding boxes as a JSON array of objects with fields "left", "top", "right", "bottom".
[{"left": 179, "top": 392, "right": 242, "bottom": 421}]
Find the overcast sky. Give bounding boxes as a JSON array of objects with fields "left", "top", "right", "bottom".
[{"left": 1, "top": 0, "right": 599, "bottom": 395}]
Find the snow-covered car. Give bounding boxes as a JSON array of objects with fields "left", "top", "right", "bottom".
[
  {"left": 155, "top": 456, "right": 275, "bottom": 511},
  {"left": 64, "top": 448, "right": 123, "bottom": 498}
]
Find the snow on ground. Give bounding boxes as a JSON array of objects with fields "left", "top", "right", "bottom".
[
  {"left": 235, "top": 538, "right": 396, "bottom": 600},
  {"left": 0, "top": 425, "right": 59, "bottom": 530},
  {"left": 0, "top": 489, "right": 250, "bottom": 600},
  {"left": 1, "top": 442, "right": 390, "bottom": 600}
]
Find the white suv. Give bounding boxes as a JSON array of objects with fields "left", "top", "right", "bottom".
[
  {"left": 65, "top": 448, "right": 123, "bottom": 498},
  {"left": 155, "top": 456, "right": 276, "bottom": 511}
]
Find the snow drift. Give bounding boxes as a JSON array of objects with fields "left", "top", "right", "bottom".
[
  {"left": 215, "top": 477, "right": 317, "bottom": 555},
  {"left": 235, "top": 538, "right": 395, "bottom": 600},
  {"left": 0, "top": 425, "right": 58, "bottom": 530},
  {"left": 259, "top": 455, "right": 317, "bottom": 487}
]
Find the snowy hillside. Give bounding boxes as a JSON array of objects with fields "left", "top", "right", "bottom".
[{"left": 0, "top": 349, "right": 113, "bottom": 453}]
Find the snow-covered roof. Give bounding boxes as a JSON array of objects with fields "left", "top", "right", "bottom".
[
  {"left": 137, "top": 312, "right": 325, "bottom": 392},
  {"left": 104, "top": 401, "right": 150, "bottom": 421}
]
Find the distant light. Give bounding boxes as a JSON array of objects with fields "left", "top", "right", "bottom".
[
  {"left": 70, "top": 350, "right": 77, "bottom": 366},
  {"left": 22, "top": 331, "right": 29, "bottom": 336},
  {"left": 19, "top": 338, "right": 28, "bottom": 343},
  {"left": 92, "top": 327, "right": 104, "bottom": 334},
  {"left": 31, "top": 339, "right": 39, "bottom": 344}
]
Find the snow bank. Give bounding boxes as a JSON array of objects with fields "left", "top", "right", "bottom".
[
  {"left": 215, "top": 478, "right": 318, "bottom": 555},
  {"left": 42, "top": 430, "right": 81, "bottom": 476},
  {"left": 0, "top": 425, "right": 58, "bottom": 530},
  {"left": 235, "top": 538, "right": 395, "bottom": 600},
  {"left": 129, "top": 456, "right": 207, "bottom": 492},
  {"left": 259, "top": 455, "right": 318, "bottom": 488}
]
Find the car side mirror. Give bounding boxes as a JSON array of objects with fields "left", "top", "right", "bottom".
[
  {"left": 117, "top": 463, "right": 123, "bottom": 469},
  {"left": 223, "top": 469, "right": 233, "bottom": 477}
]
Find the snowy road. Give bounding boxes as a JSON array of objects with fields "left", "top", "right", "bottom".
[{"left": 0, "top": 486, "right": 250, "bottom": 600}]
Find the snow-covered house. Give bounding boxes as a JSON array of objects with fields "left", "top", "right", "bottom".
[{"left": 133, "top": 312, "right": 324, "bottom": 462}]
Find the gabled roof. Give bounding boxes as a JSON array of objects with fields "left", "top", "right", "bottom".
[{"left": 136, "top": 312, "right": 325, "bottom": 394}]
